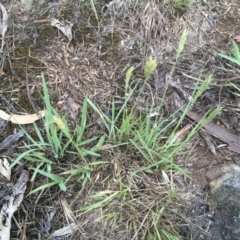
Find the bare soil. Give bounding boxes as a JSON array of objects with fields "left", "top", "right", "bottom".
[{"left": 0, "top": 0, "right": 240, "bottom": 239}]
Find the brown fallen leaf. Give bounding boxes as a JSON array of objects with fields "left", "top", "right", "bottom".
[
  {"left": 185, "top": 110, "right": 240, "bottom": 154},
  {"left": 173, "top": 124, "right": 192, "bottom": 143},
  {"left": 50, "top": 18, "right": 73, "bottom": 41},
  {"left": 0, "top": 109, "right": 45, "bottom": 124}
]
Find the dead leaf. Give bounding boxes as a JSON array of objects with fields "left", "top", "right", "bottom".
[
  {"left": 0, "top": 158, "right": 11, "bottom": 180},
  {"left": 200, "top": 129, "right": 216, "bottom": 155},
  {"left": 0, "top": 3, "right": 8, "bottom": 52},
  {"left": 50, "top": 18, "right": 73, "bottom": 41},
  {"left": 234, "top": 36, "right": 240, "bottom": 43},
  {"left": 0, "top": 130, "right": 24, "bottom": 151},
  {"left": 0, "top": 110, "right": 45, "bottom": 124},
  {"left": 173, "top": 124, "right": 192, "bottom": 143},
  {"left": 50, "top": 223, "right": 77, "bottom": 238}
]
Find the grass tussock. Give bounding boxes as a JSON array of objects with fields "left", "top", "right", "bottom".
[{"left": 10, "top": 25, "right": 221, "bottom": 239}]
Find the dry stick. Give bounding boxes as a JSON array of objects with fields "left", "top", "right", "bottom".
[
  {"left": 33, "top": 19, "right": 48, "bottom": 24},
  {"left": 0, "top": 35, "right": 14, "bottom": 40}
]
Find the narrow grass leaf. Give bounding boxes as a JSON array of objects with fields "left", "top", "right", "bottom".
[
  {"left": 232, "top": 40, "right": 240, "bottom": 61},
  {"left": 30, "top": 181, "right": 57, "bottom": 194},
  {"left": 217, "top": 53, "right": 240, "bottom": 65},
  {"left": 63, "top": 166, "right": 93, "bottom": 175},
  {"left": 59, "top": 181, "right": 67, "bottom": 191},
  {"left": 23, "top": 155, "right": 53, "bottom": 164},
  {"left": 33, "top": 123, "right": 45, "bottom": 143},
  {"left": 10, "top": 148, "right": 38, "bottom": 168},
  {"left": 224, "top": 82, "right": 240, "bottom": 92},
  {"left": 176, "top": 29, "right": 188, "bottom": 61},
  {"left": 31, "top": 162, "right": 45, "bottom": 182},
  {"left": 33, "top": 168, "right": 63, "bottom": 183},
  {"left": 78, "top": 191, "right": 119, "bottom": 214},
  {"left": 76, "top": 97, "right": 88, "bottom": 143},
  {"left": 95, "top": 212, "right": 118, "bottom": 222},
  {"left": 90, "top": 0, "right": 98, "bottom": 20},
  {"left": 162, "top": 230, "right": 179, "bottom": 240}
]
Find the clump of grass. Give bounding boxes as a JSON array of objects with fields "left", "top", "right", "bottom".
[{"left": 10, "top": 74, "right": 108, "bottom": 193}]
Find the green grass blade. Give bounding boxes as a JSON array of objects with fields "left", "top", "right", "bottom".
[
  {"left": 232, "top": 40, "right": 240, "bottom": 61},
  {"left": 89, "top": 0, "right": 98, "bottom": 20},
  {"left": 10, "top": 148, "right": 38, "bottom": 168},
  {"left": 33, "top": 168, "right": 63, "bottom": 183},
  {"left": 218, "top": 53, "right": 240, "bottom": 66},
  {"left": 30, "top": 181, "right": 57, "bottom": 194}
]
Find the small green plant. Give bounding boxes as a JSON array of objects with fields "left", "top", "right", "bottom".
[
  {"left": 172, "top": 0, "right": 194, "bottom": 10},
  {"left": 218, "top": 40, "right": 240, "bottom": 66}
]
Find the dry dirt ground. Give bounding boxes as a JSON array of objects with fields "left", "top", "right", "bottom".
[{"left": 0, "top": 0, "right": 240, "bottom": 239}]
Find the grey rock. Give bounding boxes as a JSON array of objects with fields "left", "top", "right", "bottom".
[{"left": 208, "top": 164, "right": 240, "bottom": 240}]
